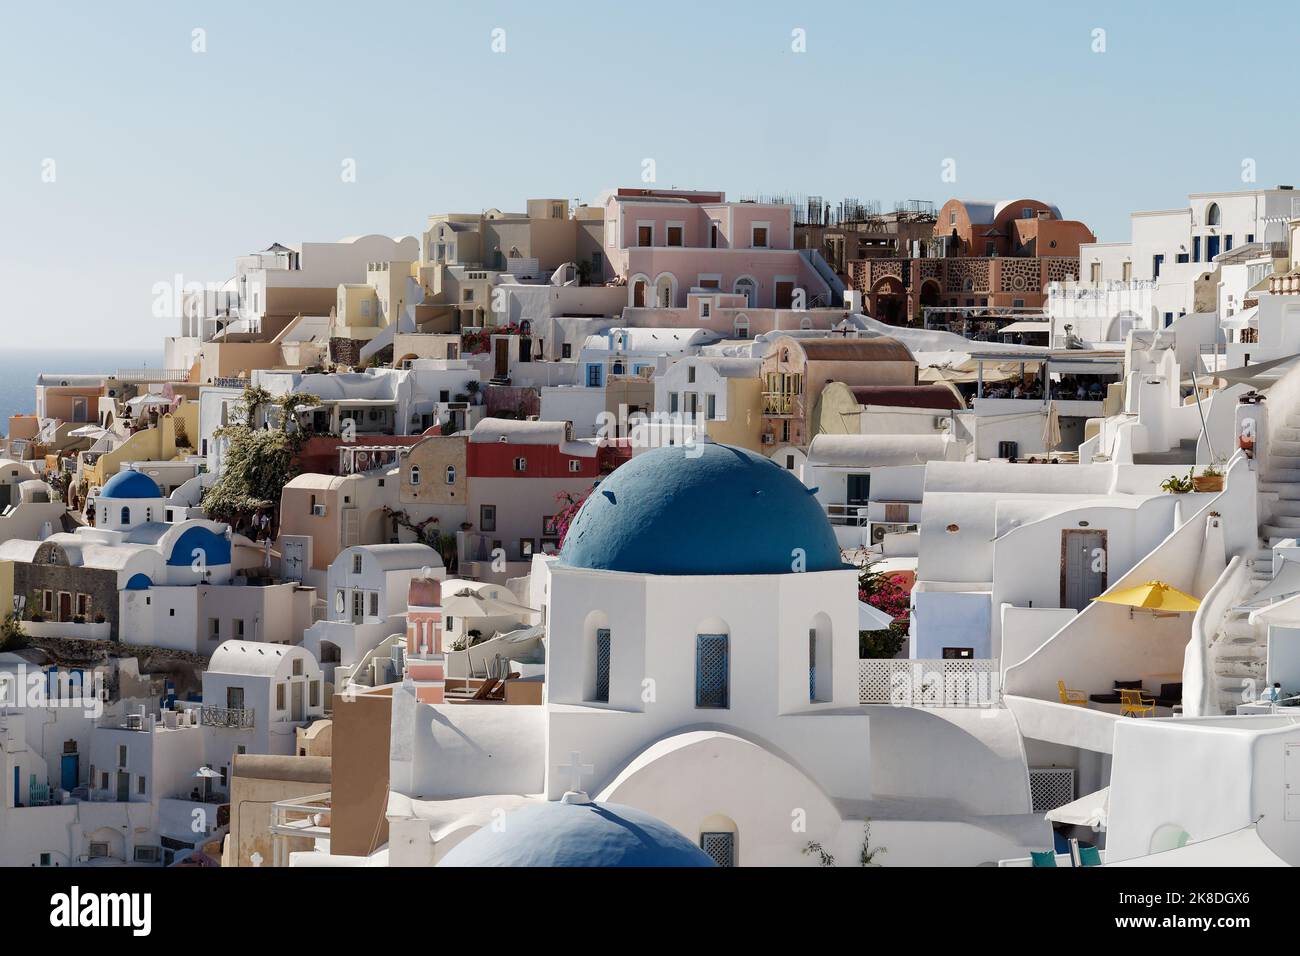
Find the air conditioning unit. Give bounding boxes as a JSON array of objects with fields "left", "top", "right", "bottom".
[
  {"left": 933, "top": 416, "right": 950, "bottom": 431},
  {"left": 312, "top": 504, "right": 328, "bottom": 517}
]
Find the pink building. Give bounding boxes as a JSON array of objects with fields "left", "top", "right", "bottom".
[
  {"left": 404, "top": 575, "right": 445, "bottom": 704},
  {"left": 604, "top": 188, "right": 835, "bottom": 310}
]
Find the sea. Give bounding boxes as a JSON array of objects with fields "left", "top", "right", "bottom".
[{"left": 0, "top": 348, "right": 162, "bottom": 438}]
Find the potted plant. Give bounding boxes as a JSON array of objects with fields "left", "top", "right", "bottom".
[
  {"left": 1161, "top": 471, "right": 1194, "bottom": 494},
  {"left": 1192, "top": 460, "right": 1225, "bottom": 493}
]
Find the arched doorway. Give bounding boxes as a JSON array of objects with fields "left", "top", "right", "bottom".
[
  {"left": 919, "top": 279, "right": 941, "bottom": 326},
  {"left": 733, "top": 276, "right": 758, "bottom": 308},
  {"left": 871, "top": 277, "right": 905, "bottom": 325},
  {"left": 653, "top": 273, "right": 677, "bottom": 308}
]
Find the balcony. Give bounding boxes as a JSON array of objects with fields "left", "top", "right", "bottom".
[
  {"left": 200, "top": 705, "right": 254, "bottom": 729},
  {"left": 116, "top": 368, "right": 191, "bottom": 384},
  {"left": 762, "top": 391, "right": 797, "bottom": 415}
]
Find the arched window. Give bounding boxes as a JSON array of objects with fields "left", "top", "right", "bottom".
[
  {"left": 582, "top": 612, "right": 611, "bottom": 703},
  {"left": 410, "top": 465, "right": 421, "bottom": 486},
  {"left": 120, "top": 507, "right": 130, "bottom": 526},
  {"left": 809, "top": 612, "right": 833, "bottom": 703},
  {"left": 734, "top": 276, "right": 758, "bottom": 308},
  {"left": 695, "top": 621, "right": 729, "bottom": 708},
  {"left": 1206, "top": 203, "right": 1221, "bottom": 226},
  {"left": 799, "top": 316, "right": 813, "bottom": 330},
  {"left": 733, "top": 315, "right": 750, "bottom": 339},
  {"left": 445, "top": 464, "right": 456, "bottom": 485}
]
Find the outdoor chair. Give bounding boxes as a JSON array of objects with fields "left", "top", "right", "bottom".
[
  {"left": 1057, "top": 680, "right": 1088, "bottom": 707},
  {"left": 1119, "top": 688, "right": 1156, "bottom": 718}
]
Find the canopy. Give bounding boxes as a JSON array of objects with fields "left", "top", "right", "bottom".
[
  {"left": 443, "top": 590, "right": 539, "bottom": 619},
  {"left": 1044, "top": 786, "right": 1108, "bottom": 828},
  {"left": 1106, "top": 825, "right": 1288, "bottom": 867},
  {"left": 1093, "top": 581, "right": 1201, "bottom": 612},
  {"left": 1222, "top": 306, "right": 1258, "bottom": 331},
  {"left": 68, "top": 425, "right": 108, "bottom": 438}
]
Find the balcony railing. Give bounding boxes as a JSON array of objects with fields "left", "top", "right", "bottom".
[
  {"left": 116, "top": 368, "right": 191, "bottom": 384},
  {"left": 762, "top": 392, "right": 796, "bottom": 415},
  {"left": 200, "top": 705, "right": 254, "bottom": 729},
  {"left": 859, "top": 658, "right": 1000, "bottom": 707}
]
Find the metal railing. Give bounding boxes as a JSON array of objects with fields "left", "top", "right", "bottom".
[{"left": 200, "top": 705, "right": 254, "bottom": 729}]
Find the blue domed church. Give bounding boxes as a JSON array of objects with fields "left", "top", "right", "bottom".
[
  {"left": 384, "top": 441, "right": 875, "bottom": 867},
  {"left": 0, "top": 467, "right": 307, "bottom": 652}
]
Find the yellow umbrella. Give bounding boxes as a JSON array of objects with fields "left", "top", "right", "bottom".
[{"left": 1093, "top": 581, "right": 1201, "bottom": 613}]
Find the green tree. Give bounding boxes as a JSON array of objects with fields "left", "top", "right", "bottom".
[{"left": 200, "top": 385, "right": 320, "bottom": 528}]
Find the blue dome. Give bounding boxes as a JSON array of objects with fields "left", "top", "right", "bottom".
[
  {"left": 166, "top": 526, "right": 231, "bottom": 567},
  {"left": 100, "top": 470, "right": 162, "bottom": 499},
  {"left": 125, "top": 573, "right": 153, "bottom": 591},
  {"left": 438, "top": 800, "right": 716, "bottom": 868},
  {"left": 560, "top": 442, "right": 844, "bottom": 575}
]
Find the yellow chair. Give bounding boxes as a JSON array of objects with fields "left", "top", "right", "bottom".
[
  {"left": 1057, "top": 680, "right": 1089, "bottom": 707},
  {"left": 1119, "top": 688, "right": 1156, "bottom": 717}
]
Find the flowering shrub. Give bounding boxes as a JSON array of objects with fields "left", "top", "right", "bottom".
[
  {"left": 857, "top": 562, "right": 911, "bottom": 659},
  {"left": 551, "top": 485, "right": 595, "bottom": 546},
  {"left": 462, "top": 323, "right": 526, "bottom": 355}
]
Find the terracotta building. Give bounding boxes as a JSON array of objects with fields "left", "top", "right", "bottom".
[{"left": 849, "top": 198, "right": 1095, "bottom": 325}]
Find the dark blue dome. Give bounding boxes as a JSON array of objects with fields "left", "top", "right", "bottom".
[
  {"left": 100, "top": 470, "right": 162, "bottom": 499},
  {"left": 166, "top": 527, "right": 231, "bottom": 567},
  {"left": 437, "top": 800, "right": 715, "bottom": 868},
  {"left": 560, "top": 442, "right": 844, "bottom": 575}
]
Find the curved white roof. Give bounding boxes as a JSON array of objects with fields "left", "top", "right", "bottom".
[
  {"left": 807, "top": 434, "right": 957, "bottom": 469},
  {"left": 341, "top": 542, "right": 443, "bottom": 572},
  {"left": 208, "top": 640, "right": 313, "bottom": 678}
]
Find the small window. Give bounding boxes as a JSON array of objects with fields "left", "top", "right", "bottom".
[
  {"left": 752, "top": 225, "right": 768, "bottom": 248},
  {"left": 568, "top": 460, "right": 581, "bottom": 473},
  {"left": 514, "top": 457, "right": 528, "bottom": 472},
  {"left": 120, "top": 507, "right": 130, "bottom": 525},
  {"left": 410, "top": 466, "right": 421, "bottom": 486},
  {"left": 519, "top": 539, "right": 535, "bottom": 559},
  {"left": 700, "top": 832, "right": 736, "bottom": 867},
  {"left": 209, "top": 618, "right": 220, "bottom": 641},
  {"left": 234, "top": 619, "right": 244, "bottom": 638},
  {"left": 368, "top": 592, "right": 379, "bottom": 617},
  {"left": 276, "top": 684, "right": 286, "bottom": 710},
  {"left": 480, "top": 505, "right": 497, "bottom": 533},
  {"left": 667, "top": 225, "right": 683, "bottom": 247},
  {"left": 561, "top": 343, "right": 572, "bottom": 359},
  {"left": 310, "top": 680, "right": 320, "bottom": 708},
  {"left": 138, "top": 775, "right": 147, "bottom": 796},
  {"left": 594, "top": 627, "right": 611, "bottom": 703},
  {"left": 445, "top": 464, "right": 456, "bottom": 484},
  {"left": 695, "top": 633, "right": 729, "bottom": 709},
  {"left": 687, "top": 366, "right": 696, "bottom": 384},
  {"left": 117, "top": 744, "right": 127, "bottom": 768},
  {"left": 352, "top": 554, "right": 363, "bottom": 575},
  {"left": 292, "top": 658, "right": 303, "bottom": 676},
  {"left": 637, "top": 225, "right": 653, "bottom": 247}
]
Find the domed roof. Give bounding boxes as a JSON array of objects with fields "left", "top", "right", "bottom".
[
  {"left": 100, "top": 470, "right": 162, "bottom": 499},
  {"left": 437, "top": 798, "right": 715, "bottom": 868},
  {"left": 560, "top": 443, "right": 844, "bottom": 576}
]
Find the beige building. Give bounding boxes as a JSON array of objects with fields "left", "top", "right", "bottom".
[
  {"left": 813, "top": 381, "right": 963, "bottom": 437},
  {"left": 760, "top": 336, "right": 917, "bottom": 449},
  {"left": 223, "top": 753, "right": 331, "bottom": 867}
]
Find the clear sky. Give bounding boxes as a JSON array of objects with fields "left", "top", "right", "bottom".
[{"left": 2, "top": 0, "right": 1297, "bottom": 350}]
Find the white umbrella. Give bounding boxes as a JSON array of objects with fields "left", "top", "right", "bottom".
[
  {"left": 1041, "top": 401, "right": 1062, "bottom": 452},
  {"left": 68, "top": 425, "right": 107, "bottom": 438},
  {"left": 1044, "top": 786, "right": 1109, "bottom": 829},
  {"left": 859, "top": 600, "right": 896, "bottom": 631}
]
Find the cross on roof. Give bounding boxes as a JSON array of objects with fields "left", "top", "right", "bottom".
[{"left": 556, "top": 750, "right": 593, "bottom": 794}]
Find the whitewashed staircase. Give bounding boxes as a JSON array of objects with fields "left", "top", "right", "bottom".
[{"left": 1205, "top": 416, "right": 1300, "bottom": 712}]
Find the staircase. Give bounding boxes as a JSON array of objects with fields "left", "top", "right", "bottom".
[{"left": 1204, "top": 415, "right": 1300, "bottom": 712}]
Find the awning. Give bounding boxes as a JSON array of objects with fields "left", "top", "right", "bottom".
[
  {"left": 1106, "top": 825, "right": 1288, "bottom": 867},
  {"left": 998, "top": 322, "right": 1052, "bottom": 335},
  {"left": 1044, "top": 786, "right": 1109, "bottom": 828},
  {"left": 859, "top": 600, "right": 896, "bottom": 631}
]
